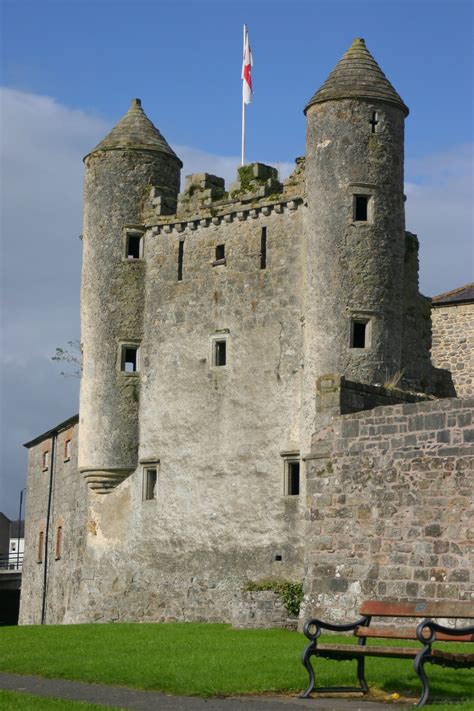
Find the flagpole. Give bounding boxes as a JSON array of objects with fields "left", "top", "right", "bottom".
[{"left": 241, "top": 24, "right": 246, "bottom": 166}]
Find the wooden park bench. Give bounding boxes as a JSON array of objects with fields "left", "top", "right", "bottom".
[{"left": 300, "top": 600, "right": 474, "bottom": 707}]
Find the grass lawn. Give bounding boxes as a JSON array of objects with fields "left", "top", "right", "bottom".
[
  {"left": 0, "top": 690, "right": 120, "bottom": 710},
  {"left": 0, "top": 623, "right": 472, "bottom": 710}
]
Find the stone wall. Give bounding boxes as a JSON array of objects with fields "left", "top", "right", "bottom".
[
  {"left": 431, "top": 303, "right": 473, "bottom": 398},
  {"left": 20, "top": 418, "right": 88, "bottom": 625},
  {"left": 232, "top": 590, "right": 297, "bottom": 630},
  {"left": 302, "top": 398, "right": 474, "bottom": 623}
]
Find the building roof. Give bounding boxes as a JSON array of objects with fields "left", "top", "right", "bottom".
[
  {"left": 431, "top": 282, "right": 474, "bottom": 307},
  {"left": 305, "top": 37, "right": 409, "bottom": 116},
  {"left": 85, "top": 98, "right": 182, "bottom": 165},
  {"left": 23, "top": 414, "right": 79, "bottom": 449},
  {"left": 9, "top": 520, "right": 24, "bottom": 539}
]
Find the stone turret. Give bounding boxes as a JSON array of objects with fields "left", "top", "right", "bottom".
[
  {"left": 79, "top": 99, "right": 182, "bottom": 493},
  {"left": 303, "top": 38, "right": 409, "bottom": 403}
]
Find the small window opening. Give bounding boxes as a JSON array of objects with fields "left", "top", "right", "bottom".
[
  {"left": 351, "top": 320, "right": 367, "bottom": 348},
  {"left": 274, "top": 554, "right": 282, "bottom": 561},
  {"left": 287, "top": 461, "right": 300, "bottom": 496},
  {"left": 37, "top": 531, "right": 44, "bottom": 563},
  {"left": 215, "top": 244, "right": 225, "bottom": 261},
  {"left": 144, "top": 468, "right": 157, "bottom": 500},
  {"left": 64, "top": 439, "right": 71, "bottom": 460},
  {"left": 55, "top": 526, "right": 63, "bottom": 560},
  {"left": 370, "top": 111, "right": 378, "bottom": 133},
  {"left": 121, "top": 345, "right": 139, "bottom": 373},
  {"left": 126, "top": 233, "right": 142, "bottom": 260},
  {"left": 354, "top": 195, "right": 368, "bottom": 221},
  {"left": 177, "top": 240, "right": 184, "bottom": 281},
  {"left": 260, "top": 227, "right": 267, "bottom": 269},
  {"left": 42, "top": 451, "right": 49, "bottom": 470},
  {"left": 213, "top": 340, "right": 227, "bottom": 366}
]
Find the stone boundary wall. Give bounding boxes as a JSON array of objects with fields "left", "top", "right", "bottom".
[
  {"left": 431, "top": 303, "right": 473, "bottom": 399},
  {"left": 315, "top": 374, "right": 429, "bottom": 427},
  {"left": 302, "top": 397, "right": 474, "bottom": 624},
  {"left": 232, "top": 590, "right": 298, "bottom": 630}
]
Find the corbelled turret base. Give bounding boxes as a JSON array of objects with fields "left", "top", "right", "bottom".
[{"left": 81, "top": 468, "right": 134, "bottom": 494}]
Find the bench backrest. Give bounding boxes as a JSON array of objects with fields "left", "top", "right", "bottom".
[{"left": 359, "top": 600, "right": 474, "bottom": 619}]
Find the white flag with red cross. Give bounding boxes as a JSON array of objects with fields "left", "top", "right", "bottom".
[{"left": 242, "top": 25, "right": 253, "bottom": 104}]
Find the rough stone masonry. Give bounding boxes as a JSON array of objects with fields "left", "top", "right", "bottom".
[{"left": 20, "top": 39, "right": 472, "bottom": 627}]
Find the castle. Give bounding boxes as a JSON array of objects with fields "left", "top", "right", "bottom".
[{"left": 20, "top": 39, "right": 473, "bottom": 626}]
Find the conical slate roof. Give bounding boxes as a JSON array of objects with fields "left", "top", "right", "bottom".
[
  {"left": 86, "top": 98, "right": 182, "bottom": 164},
  {"left": 305, "top": 38, "right": 409, "bottom": 116}
]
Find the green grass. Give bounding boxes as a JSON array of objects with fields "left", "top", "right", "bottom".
[
  {"left": 0, "top": 623, "right": 472, "bottom": 710},
  {"left": 0, "top": 690, "right": 121, "bottom": 710}
]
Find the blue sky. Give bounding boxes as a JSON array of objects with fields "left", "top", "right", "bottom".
[{"left": 1, "top": 0, "right": 473, "bottom": 517}]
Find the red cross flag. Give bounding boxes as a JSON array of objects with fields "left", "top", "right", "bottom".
[{"left": 242, "top": 25, "right": 253, "bottom": 104}]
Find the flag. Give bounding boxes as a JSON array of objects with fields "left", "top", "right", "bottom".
[{"left": 242, "top": 25, "right": 253, "bottom": 105}]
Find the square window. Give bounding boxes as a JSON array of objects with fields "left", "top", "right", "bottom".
[
  {"left": 143, "top": 468, "right": 157, "bottom": 500},
  {"left": 354, "top": 195, "right": 369, "bottom": 222},
  {"left": 350, "top": 319, "right": 370, "bottom": 349},
  {"left": 286, "top": 460, "right": 300, "bottom": 496},
  {"left": 126, "top": 232, "right": 143, "bottom": 260},
  {"left": 121, "top": 345, "right": 139, "bottom": 373},
  {"left": 213, "top": 340, "right": 227, "bottom": 366}
]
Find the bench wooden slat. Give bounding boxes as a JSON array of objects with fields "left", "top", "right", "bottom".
[
  {"left": 359, "top": 599, "right": 474, "bottom": 619},
  {"left": 316, "top": 643, "right": 419, "bottom": 658},
  {"left": 355, "top": 626, "right": 474, "bottom": 643}
]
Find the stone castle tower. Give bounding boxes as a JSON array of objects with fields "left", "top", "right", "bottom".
[{"left": 20, "top": 39, "right": 469, "bottom": 628}]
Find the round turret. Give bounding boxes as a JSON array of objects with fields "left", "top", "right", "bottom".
[
  {"left": 79, "top": 99, "right": 182, "bottom": 492},
  {"left": 303, "top": 38, "right": 408, "bottom": 389}
]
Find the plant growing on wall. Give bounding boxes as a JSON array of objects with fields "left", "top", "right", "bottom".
[{"left": 243, "top": 580, "right": 304, "bottom": 617}]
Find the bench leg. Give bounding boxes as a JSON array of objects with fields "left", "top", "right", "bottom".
[
  {"left": 300, "top": 645, "right": 316, "bottom": 698},
  {"left": 357, "top": 657, "right": 369, "bottom": 693},
  {"left": 413, "top": 650, "right": 430, "bottom": 707}
]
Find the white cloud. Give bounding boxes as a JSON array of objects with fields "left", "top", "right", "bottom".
[{"left": 405, "top": 144, "right": 474, "bottom": 296}]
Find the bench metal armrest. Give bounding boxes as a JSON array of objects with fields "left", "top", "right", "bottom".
[
  {"left": 416, "top": 619, "right": 474, "bottom": 644},
  {"left": 303, "top": 615, "right": 370, "bottom": 641}
]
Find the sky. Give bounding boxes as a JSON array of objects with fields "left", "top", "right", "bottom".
[{"left": 1, "top": 0, "right": 473, "bottom": 518}]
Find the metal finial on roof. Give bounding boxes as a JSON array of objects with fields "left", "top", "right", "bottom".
[{"left": 305, "top": 38, "right": 409, "bottom": 116}]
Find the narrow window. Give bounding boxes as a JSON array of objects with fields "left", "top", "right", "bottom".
[
  {"left": 144, "top": 468, "right": 157, "bottom": 500},
  {"left": 213, "top": 340, "right": 227, "bottom": 366},
  {"left": 370, "top": 111, "right": 378, "bottom": 133},
  {"left": 354, "top": 195, "right": 368, "bottom": 221},
  {"left": 37, "top": 531, "right": 44, "bottom": 563},
  {"left": 260, "top": 227, "right": 267, "bottom": 269},
  {"left": 42, "top": 451, "right": 49, "bottom": 470},
  {"left": 286, "top": 461, "right": 300, "bottom": 496},
  {"left": 215, "top": 244, "right": 225, "bottom": 261},
  {"left": 64, "top": 439, "right": 71, "bottom": 461},
  {"left": 351, "top": 320, "right": 367, "bottom": 348},
  {"left": 126, "top": 233, "right": 142, "bottom": 260},
  {"left": 121, "top": 345, "right": 139, "bottom": 373},
  {"left": 55, "top": 526, "right": 63, "bottom": 560},
  {"left": 177, "top": 241, "right": 184, "bottom": 281}
]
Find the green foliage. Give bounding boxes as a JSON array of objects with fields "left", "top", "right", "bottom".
[
  {"left": 0, "top": 624, "right": 472, "bottom": 707},
  {"left": 237, "top": 164, "right": 255, "bottom": 188},
  {"left": 243, "top": 579, "right": 304, "bottom": 617},
  {"left": 0, "top": 690, "right": 120, "bottom": 710}
]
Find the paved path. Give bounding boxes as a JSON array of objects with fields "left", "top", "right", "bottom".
[{"left": 0, "top": 672, "right": 412, "bottom": 710}]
